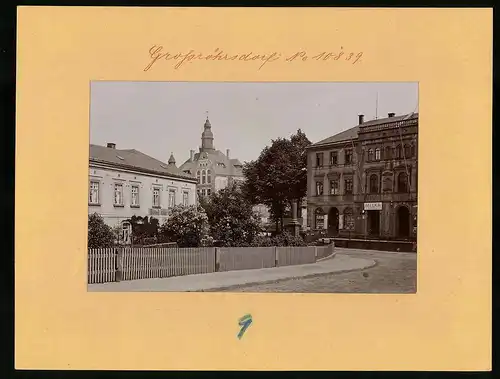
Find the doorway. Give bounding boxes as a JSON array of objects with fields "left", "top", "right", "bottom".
[
  {"left": 397, "top": 206, "right": 410, "bottom": 238},
  {"left": 367, "top": 210, "right": 380, "bottom": 236},
  {"left": 328, "top": 207, "right": 339, "bottom": 236}
]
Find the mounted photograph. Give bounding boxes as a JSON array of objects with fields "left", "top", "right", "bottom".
[{"left": 87, "top": 81, "right": 418, "bottom": 293}]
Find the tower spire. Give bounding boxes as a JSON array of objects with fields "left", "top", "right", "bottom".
[{"left": 200, "top": 113, "right": 214, "bottom": 152}]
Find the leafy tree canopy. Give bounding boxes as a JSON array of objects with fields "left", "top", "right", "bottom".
[
  {"left": 242, "top": 129, "right": 311, "bottom": 231},
  {"left": 202, "top": 183, "right": 262, "bottom": 247}
]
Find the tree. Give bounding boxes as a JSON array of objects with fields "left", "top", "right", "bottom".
[
  {"left": 202, "top": 183, "right": 262, "bottom": 247},
  {"left": 160, "top": 204, "right": 208, "bottom": 247},
  {"left": 88, "top": 213, "right": 115, "bottom": 248},
  {"left": 242, "top": 129, "right": 311, "bottom": 233}
]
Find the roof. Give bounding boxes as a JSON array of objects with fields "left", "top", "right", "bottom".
[
  {"left": 179, "top": 149, "right": 244, "bottom": 177},
  {"left": 310, "top": 112, "right": 418, "bottom": 148},
  {"left": 312, "top": 126, "right": 360, "bottom": 147},
  {"left": 89, "top": 144, "right": 196, "bottom": 182}
]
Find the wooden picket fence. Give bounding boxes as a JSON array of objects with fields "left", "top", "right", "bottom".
[
  {"left": 88, "top": 248, "right": 117, "bottom": 284},
  {"left": 88, "top": 243, "right": 335, "bottom": 284}
]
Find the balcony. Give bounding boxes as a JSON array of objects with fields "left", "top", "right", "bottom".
[{"left": 356, "top": 192, "right": 417, "bottom": 202}]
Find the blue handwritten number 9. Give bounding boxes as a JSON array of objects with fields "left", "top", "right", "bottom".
[{"left": 238, "top": 314, "right": 252, "bottom": 339}]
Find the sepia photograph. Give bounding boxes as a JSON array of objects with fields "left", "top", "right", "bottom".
[{"left": 87, "top": 81, "right": 418, "bottom": 293}]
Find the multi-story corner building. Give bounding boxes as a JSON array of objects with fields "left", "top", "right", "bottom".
[
  {"left": 179, "top": 117, "right": 246, "bottom": 198},
  {"left": 306, "top": 112, "right": 418, "bottom": 241},
  {"left": 89, "top": 143, "right": 198, "bottom": 243}
]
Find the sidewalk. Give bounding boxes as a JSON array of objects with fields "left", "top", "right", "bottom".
[{"left": 87, "top": 253, "right": 376, "bottom": 292}]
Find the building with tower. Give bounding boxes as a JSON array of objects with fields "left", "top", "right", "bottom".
[
  {"left": 306, "top": 111, "right": 418, "bottom": 241},
  {"left": 179, "top": 116, "right": 246, "bottom": 198}
]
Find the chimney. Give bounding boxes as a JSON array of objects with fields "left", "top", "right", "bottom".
[
  {"left": 226, "top": 149, "right": 230, "bottom": 159},
  {"left": 190, "top": 150, "right": 195, "bottom": 161},
  {"left": 388, "top": 112, "right": 395, "bottom": 118},
  {"left": 358, "top": 114, "right": 364, "bottom": 124},
  {"left": 107, "top": 143, "right": 116, "bottom": 149}
]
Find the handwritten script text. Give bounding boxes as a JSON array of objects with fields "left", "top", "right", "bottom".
[{"left": 144, "top": 45, "right": 363, "bottom": 71}]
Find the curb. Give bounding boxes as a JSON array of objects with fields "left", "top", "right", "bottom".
[
  {"left": 196, "top": 258, "right": 378, "bottom": 292},
  {"left": 316, "top": 251, "right": 337, "bottom": 262}
]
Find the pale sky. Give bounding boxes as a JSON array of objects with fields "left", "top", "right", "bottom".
[{"left": 90, "top": 82, "right": 418, "bottom": 164}]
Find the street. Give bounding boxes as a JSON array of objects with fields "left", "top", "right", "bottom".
[{"left": 207, "top": 249, "right": 417, "bottom": 293}]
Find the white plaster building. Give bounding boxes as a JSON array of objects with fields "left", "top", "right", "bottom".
[{"left": 89, "top": 143, "right": 198, "bottom": 243}]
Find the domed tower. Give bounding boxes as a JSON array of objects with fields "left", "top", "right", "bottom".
[{"left": 200, "top": 116, "right": 215, "bottom": 152}]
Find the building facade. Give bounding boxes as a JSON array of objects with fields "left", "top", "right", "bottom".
[
  {"left": 89, "top": 143, "right": 198, "bottom": 243},
  {"left": 179, "top": 117, "right": 246, "bottom": 198},
  {"left": 306, "top": 112, "right": 418, "bottom": 241}
]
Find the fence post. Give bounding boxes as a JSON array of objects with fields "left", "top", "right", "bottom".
[
  {"left": 314, "top": 246, "right": 318, "bottom": 260},
  {"left": 274, "top": 246, "right": 278, "bottom": 267},
  {"left": 115, "top": 248, "right": 123, "bottom": 282},
  {"left": 215, "top": 247, "right": 220, "bottom": 272}
]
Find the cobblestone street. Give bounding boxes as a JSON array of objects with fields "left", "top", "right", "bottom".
[{"left": 209, "top": 249, "right": 417, "bottom": 293}]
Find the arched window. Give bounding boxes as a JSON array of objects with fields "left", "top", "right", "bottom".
[
  {"left": 207, "top": 170, "right": 212, "bottom": 184},
  {"left": 369, "top": 174, "right": 379, "bottom": 193},
  {"left": 375, "top": 148, "right": 381, "bottom": 160},
  {"left": 343, "top": 207, "right": 355, "bottom": 230},
  {"left": 383, "top": 177, "right": 393, "bottom": 192},
  {"left": 196, "top": 170, "right": 201, "bottom": 184},
  {"left": 398, "top": 172, "right": 408, "bottom": 193},
  {"left": 395, "top": 145, "right": 402, "bottom": 159},
  {"left": 385, "top": 146, "right": 392, "bottom": 160},
  {"left": 202, "top": 169, "right": 206, "bottom": 184},
  {"left": 404, "top": 144, "right": 411, "bottom": 158},
  {"left": 315, "top": 208, "right": 325, "bottom": 229},
  {"left": 368, "top": 149, "right": 374, "bottom": 161}
]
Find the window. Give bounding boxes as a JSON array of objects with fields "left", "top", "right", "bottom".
[
  {"left": 383, "top": 177, "right": 393, "bottom": 192},
  {"left": 329, "top": 151, "right": 338, "bottom": 165},
  {"left": 113, "top": 183, "right": 123, "bottom": 206},
  {"left": 375, "top": 148, "right": 381, "bottom": 161},
  {"left": 330, "top": 180, "right": 339, "bottom": 195},
  {"left": 201, "top": 170, "right": 206, "bottom": 184},
  {"left": 404, "top": 144, "right": 411, "bottom": 157},
  {"left": 385, "top": 146, "right": 392, "bottom": 160},
  {"left": 315, "top": 153, "right": 324, "bottom": 167},
  {"left": 153, "top": 187, "right": 160, "bottom": 207},
  {"left": 131, "top": 185, "right": 139, "bottom": 206},
  {"left": 201, "top": 189, "right": 206, "bottom": 197},
  {"left": 367, "top": 149, "right": 374, "bottom": 161},
  {"left": 395, "top": 145, "right": 402, "bottom": 159},
  {"left": 398, "top": 172, "right": 408, "bottom": 193},
  {"left": 345, "top": 149, "right": 353, "bottom": 164},
  {"left": 168, "top": 189, "right": 176, "bottom": 208},
  {"left": 316, "top": 181, "right": 324, "bottom": 196},
  {"left": 207, "top": 170, "right": 212, "bottom": 184},
  {"left": 344, "top": 178, "right": 353, "bottom": 194},
  {"left": 369, "top": 174, "right": 379, "bottom": 193},
  {"left": 89, "top": 181, "right": 99, "bottom": 204},
  {"left": 182, "top": 191, "right": 189, "bottom": 206},
  {"left": 196, "top": 170, "right": 201, "bottom": 183},
  {"left": 207, "top": 189, "right": 211, "bottom": 196},
  {"left": 343, "top": 208, "right": 355, "bottom": 230},
  {"left": 315, "top": 208, "right": 325, "bottom": 229},
  {"left": 411, "top": 144, "right": 416, "bottom": 157}
]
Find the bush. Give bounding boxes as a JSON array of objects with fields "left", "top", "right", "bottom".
[
  {"left": 247, "top": 231, "right": 307, "bottom": 247},
  {"left": 88, "top": 213, "right": 115, "bottom": 249},
  {"left": 160, "top": 205, "right": 209, "bottom": 247},
  {"left": 271, "top": 231, "right": 307, "bottom": 247}
]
